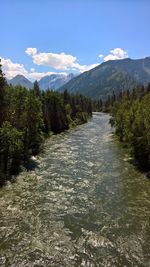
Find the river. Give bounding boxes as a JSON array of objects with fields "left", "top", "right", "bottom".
[{"left": 0, "top": 113, "right": 150, "bottom": 267}]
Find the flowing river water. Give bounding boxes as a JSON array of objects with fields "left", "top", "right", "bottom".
[{"left": 0, "top": 113, "right": 150, "bottom": 267}]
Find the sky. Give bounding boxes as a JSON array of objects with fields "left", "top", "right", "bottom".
[{"left": 0, "top": 0, "right": 150, "bottom": 81}]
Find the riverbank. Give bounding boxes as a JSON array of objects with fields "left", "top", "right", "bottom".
[
  {"left": 110, "top": 92, "right": 150, "bottom": 174},
  {"left": 0, "top": 67, "right": 92, "bottom": 186},
  {"left": 0, "top": 112, "right": 92, "bottom": 187},
  {"left": 0, "top": 113, "right": 150, "bottom": 266}
]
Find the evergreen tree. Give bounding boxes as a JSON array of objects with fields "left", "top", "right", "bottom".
[
  {"left": 0, "top": 60, "right": 7, "bottom": 127},
  {"left": 110, "top": 86, "right": 150, "bottom": 171},
  {"left": 0, "top": 62, "right": 92, "bottom": 185},
  {"left": 33, "top": 80, "right": 41, "bottom": 97}
]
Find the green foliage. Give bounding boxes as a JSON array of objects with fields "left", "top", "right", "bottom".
[
  {"left": 0, "top": 66, "right": 92, "bottom": 185},
  {"left": 0, "top": 59, "right": 7, "bottom": 127},
  {"left": 59, "top": 57, "right": 150, "bottom": 99},
  {"left": 43, "top": 90, "right": 68, "bottom": 133},
  {"left": 0, "top": 121, "right": 23, "bottom": 185},
  {"left": 0, "top": 59, "right": 6, "bottom": 89},
  {"left": 110, "top": 86, "right": 150, "bottom": 171},
  {"left": 33, "top": 80, "right": 41, "bottom": 97}
]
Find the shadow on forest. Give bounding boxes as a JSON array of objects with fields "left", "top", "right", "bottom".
[
  {"left": 0, "top": 157, "right": 40, "bottom": 187},
  {"left": 23, "top": 157, "right": 40, "bottom": 171}
]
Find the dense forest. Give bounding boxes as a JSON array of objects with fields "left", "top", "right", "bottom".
[
  {"left": 93, "top": 84, "right": 150, "bottom": 172},
  {"left": 108, "top": 85, "right": 150, "bottom": 172},
  {"left": 0, "top": 61, "right": 92, "bottom": 186},
  {"left": 1, "top": 55, "right": 150, "bottom": 186}
]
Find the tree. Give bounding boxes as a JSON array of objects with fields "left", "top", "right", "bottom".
[
  {"left": 33, "top": 80, "right": 41, "bottom": 97},
  {"left": 23, "top": 90, "right": 44, "bottom": 156},
  {"left": 111, "top": 86, "right": 150, "bottom": 171},
  {"left": 0, "top": 59, "right": 6, "bottom": 89},
  {"left": 63, "top": 89, "right": 70, "bottom": 105},
  {"left": 0, "top": 63, "right": 92, "bottom": 184},
  {"left": 0, "top": 121, "right": 23, "bottom": 184},
  {"left": 0, "top": 59, "right": 7, "bottom": 126}
]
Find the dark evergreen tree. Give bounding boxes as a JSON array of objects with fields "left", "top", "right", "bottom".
[
  {"left": 110, "top": 86, "right": 150, "bottom": 171},
  {"left": 0, "top": 60, "right": 7, "bottom": 127},
  {"left": 33, "top": 80, "right": 41, "bottom": 97},
  {"left": 0, "top": 62, "right": 93, "bottom": 185}
]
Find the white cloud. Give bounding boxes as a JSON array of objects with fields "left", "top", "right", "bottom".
[
  {"left": 0, "top": 47, "right": 129, "bottom": 82},
  {"left": 1, "top": 57, "right": 28, "bottom": 79},
  {"left": 103, "top": 48, "right": 128, "bottom": 62},
  {"left": 1, "top": 47, "right": 100, "bottom": 82},
  {"left": 25, "top": 48, "right": 37, "bottom": 56},
  {"left": 73, "top": 62, "right": 99, "bottom": 73},
  {"left": 0, "top": 56, "right": 67, "bottom": 81},
  {"left": 30, "top": 68, "right": 35, "bottom": 72},
  {"left": 27, "top": 71, "right": 61, "bottom": 81},
  {"left": 25, "top": 47, "right": 99, "bottom": 72}
]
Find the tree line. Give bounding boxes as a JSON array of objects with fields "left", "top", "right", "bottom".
[
  {"left": 93, "top": 85, "right": 150, "bottom": 113},
  {"left": 0, "top": 62, "right": 92, "bottom": 186},
  {"left": 108, "top": 84, "right": 150, "bottom": 172}
]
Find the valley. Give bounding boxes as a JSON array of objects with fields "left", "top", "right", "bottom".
[{"left": 1, "top": 113, "right": 150, "bottom": 266}]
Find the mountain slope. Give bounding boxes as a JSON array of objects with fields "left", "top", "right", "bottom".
[
  {"left": 106, "top": 57, "right": 150, "bottom": 84},
  {"left": 38, "top": 73, "right": 75, "bottom": 90},
  {"left": 9, "top": 75, "right": 33, "bottom": 88},
  {"left": 8, "top": 73, "right": 76, "bottom": 90},
  {"left": 59, "top": 57, "right": 150, "bottom": 99}
]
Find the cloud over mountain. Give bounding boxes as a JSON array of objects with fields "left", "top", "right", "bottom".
[
  {"left": 25, "top": 48, "right": 99, "bottom": 73},
  {"left": 103, "top": 48, "right": 128, "bottom": 62},
  {"left": 0, "top": 56, "right": 66, "bottom": 81},
  {"left": 1, "top": 47, "right": 129, "bottom": 81},
  {"left": 1, "top": 58, "right": 28, "bottom": 79}
]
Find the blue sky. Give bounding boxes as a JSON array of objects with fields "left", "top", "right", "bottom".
[{"left": 1, "top": 0, "right": 149, "bottom": 81}]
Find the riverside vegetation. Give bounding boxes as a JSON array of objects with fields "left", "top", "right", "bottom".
[
  {"left": 2, "top": 113, "right": 150, "bottom": 266},
  {"left": 0, "top": 57, "right": 150, "bottom": 186},
  {"left": 93, "top": 85, "right": 150, "bottom": 172},
  {"left": 0, "top": 61, "right": 92, "bottom": 186}
]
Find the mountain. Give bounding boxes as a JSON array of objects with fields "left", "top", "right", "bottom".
[
  {"left": 106, "top": 57, "right": 150, "bottom": 84},
  {"left": 38, "top": 73, "right": 75, "bottom": 90},
  {"left": 59, "top": 57, "right": 150, "bottom": 99},
  {"left": 9, "top": 75, "right": 33, "bottom": 88},
  {"left": 8, "top": 73, "right": 76, "bottom": 90}
]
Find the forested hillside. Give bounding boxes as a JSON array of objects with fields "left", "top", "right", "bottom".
[
  {"left": 0, "top": 62, "right": 92, "bottom": 186},
  {"left": 109, "top": 84, "right": 150, "bottom": 171},
  {"left": 59, "top": 57, "right": 150, "bottom": 99}
]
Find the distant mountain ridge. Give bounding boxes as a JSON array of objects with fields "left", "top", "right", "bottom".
[
  {"left": 7, "top": 57, "right": 150, "bottom": 99},
  {"left": 8, "top": 73, "right": 76, "bottom": 90},
  {"left": 9, "top": 75, "right": 33, "bottom": 88},
  {"left": 38, "top": 73, "right": 75, "bottom": 90},
  {"left": 59, "top": 57, "right": 150, "bottom": 99}
]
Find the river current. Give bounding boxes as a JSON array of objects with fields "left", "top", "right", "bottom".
[{"left": 0, "top": 113, "right": 150, "bottom": 267}]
